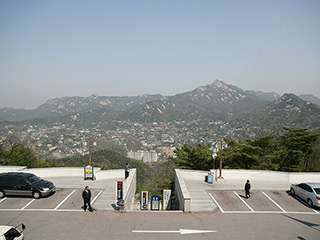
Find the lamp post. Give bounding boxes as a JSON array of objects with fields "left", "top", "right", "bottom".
[
  {"left": 85, "top": 138, "right": 95, "bottom": 166},
  {"left": 217, "top": 138, "right": 227, "bottom": 179}
]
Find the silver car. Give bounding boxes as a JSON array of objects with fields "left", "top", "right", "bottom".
[{"left": 290, "top": 183, "right": 320, "bottom": 208}]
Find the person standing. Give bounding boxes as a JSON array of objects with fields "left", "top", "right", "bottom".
[
  {"left": 125, "top": 163, "right": 130, "bottom": 179},
  {"left": 244, "top": 180, "right": 251, "bottom": 198},
  {"left": 82, "top": 186, "right": 93, "bottom": 212}
]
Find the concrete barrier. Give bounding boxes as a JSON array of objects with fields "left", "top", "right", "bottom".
[
  {"left": 211, "top": 169, "right": 320, "bottom": 183},
  {"left": 175, "top": 169, "right": 191, "bottom": 212},
  {"left": 0, "top": 166, "right": 27, "bottom": 172},
  {"left": 124, "top": 169, "right": 137, "bottom": 211}
]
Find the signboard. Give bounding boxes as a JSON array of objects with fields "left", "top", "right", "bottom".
[
  {"left": 141, "top": 191, "right": 148, "bottom": 210},
  {"left": 163, "top": 189, "right": 171, "bottom": 210},
  {"left": 116, "top": 180, "right": 125, "bottom": 207},
  {"left": 84, "top": 165, "right": 95, "bottom": 180},
  {"left": 151, "top": 194, "right": 160, "bottom": 210}
]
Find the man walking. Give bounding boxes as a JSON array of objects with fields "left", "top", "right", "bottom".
[
  {"left": 82, "top": 186, "right": 93, "bottom": 212},
  {"left": 244, "top": 180, "right": 251, "bottom": 198}
]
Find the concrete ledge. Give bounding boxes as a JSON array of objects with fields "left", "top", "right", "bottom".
[
  {"left": 124, "top": 169, "right": 137, "bottom": 211},
  {"left": 0, "top": 166, "right": 27, "bottom": 172},
  {"left": 0, "top": 166, "right": 127, "bottom": 180},
  {"left": 211, "top": 169, "right": 320, "bottom": 183},
  {"left": 175, "top": 169, "right": 191, "bottom": 213}
]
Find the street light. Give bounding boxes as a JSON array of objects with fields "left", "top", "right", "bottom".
[
  {"left": 85, "top": 138, "right": 95, "bottom": 166},
  {"left": 216, "top": 139, "right": 227, "bottom": 179}
]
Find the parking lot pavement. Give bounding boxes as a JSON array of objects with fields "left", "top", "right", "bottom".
[
  {"left": 209, "top": 190, "right": 320, "bottom": 214},
  {"left": 0, "top": 188, "right": 102, "bottom": 212}
]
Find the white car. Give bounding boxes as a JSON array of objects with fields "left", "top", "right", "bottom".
[
  {"left": 0, "top": 224, "right": 25, "bottom": 240},
  {"left": 290, "top": 183, "right": 320, "bottom": 208}
]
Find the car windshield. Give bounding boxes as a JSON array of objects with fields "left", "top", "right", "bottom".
[
  {"left": 26, "top": 175, "right": 41, "bottom": 184},
  {"left": 4, "top": 227, "right": 21, "bottom": 239},
  {"left": 314, "top": 188, "right": 320, "bottom": 194}
]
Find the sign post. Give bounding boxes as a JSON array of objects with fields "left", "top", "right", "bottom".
[
  {"left": 163, "top": 190, "right": 171, "bottom": 210},
  {"left": 141, "top": 191, "right": 148, "bottom": 210},
  {"left": 84, "top": 165, "right": 95, "bottom": 180},
  {"left": 151, "top": 194, "right": 160, "bottom": 210},
  {"left": 116, "top": 180, "right": 125, "bottom": 209}
]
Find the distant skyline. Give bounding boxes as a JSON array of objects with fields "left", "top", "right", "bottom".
[{"left": 1, "top": 0, "right": 319, "bottom": 109}]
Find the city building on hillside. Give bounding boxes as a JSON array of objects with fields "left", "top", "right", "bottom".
[{"left": 127, "top": 150, "right": 157, "bottom": 163}]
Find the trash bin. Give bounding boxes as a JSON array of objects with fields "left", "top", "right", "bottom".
[{"left": 207, "top": 173, "right": 214, "bottom": 183}]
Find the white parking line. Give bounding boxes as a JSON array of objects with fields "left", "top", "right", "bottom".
[
  {"left": 54, "top": 189, "right": 76, "bottom": 210},
  {"left": 91, "top": 190, "right": 103, "bottom": 205},
  {"left": 208, "top": 191, "right": 320, "bottom": 215},
  {"left": 0, "top": 208, "right": 82, "bottom": 212},
  {"left": 291, "top": 195, "right": 320, "bottom": 214},
  {"left": 0, "top": 197, "right": 7, "bottom": 203},
  {"left": 261, "top": 191, "right": 286, "bottom": 212},
  {"left": 21, "top": 199, "right": 36, "bottom": 210},
  {"left": 233, "top": 191, "right": 254, "bottom": 212},
  {"left": 208, "top": 193, "right": 225, "bottom": 213}
]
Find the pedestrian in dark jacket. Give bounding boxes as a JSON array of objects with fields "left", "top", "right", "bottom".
[
  {"left": 82, "top": 186, "right": 93, "bottom": 212},
  {"left": 125, "top": 163, "right": 130, "bottom": 179},
  {"left": 244, "top": 180, "right": 251, "bottom": 198}
]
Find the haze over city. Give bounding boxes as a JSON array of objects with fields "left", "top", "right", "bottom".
[{"left": 1, "top": 0, "right": 319, "bottom": 110}]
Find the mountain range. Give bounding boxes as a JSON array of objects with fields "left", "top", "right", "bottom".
[{"left": 1, "top": 80, "right": 320, "bottom": 134}]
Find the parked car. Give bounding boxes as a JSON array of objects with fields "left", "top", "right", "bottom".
[
  {"left": 290, "top": 183, "right": 320, "bottom": 208},
  {"left": 0, "top": 172, "right": 55, "bottom": 199},
  {"left": 0, "top": 223, "right": 25, "bottom": 240}
]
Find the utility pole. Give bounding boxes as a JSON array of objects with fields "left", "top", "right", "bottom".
[
  {"left": 86, "top": 138, "right": 95, "bottom": 166},
  {"left": 217, "top": 138, "right": 227, "bottom": 179}
]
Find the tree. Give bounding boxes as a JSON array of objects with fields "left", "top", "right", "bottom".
[
  {"left": 170, "top": 144, "right": 213, "bottom": 171},
  {"left": 278, "top": 127, "right": 319, "bottom": 171},
  {"left": 4, "top": 143, "right": 38, "bottom": 168},
  {"left": 223, "top": 139, "right": 260, "bottom": 169}
]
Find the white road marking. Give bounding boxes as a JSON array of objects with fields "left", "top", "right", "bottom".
[
  {"left": 291, "top": 195, "right": 320, "bottom": 214},
  {"left": 54, "top": 189, "right": 76, "bottom": 210},
  {"left": 233, "top": 191, "right": 254, "bottom": 212},
  {"left": 132, "top": 229, "right": 217, "bottom": 235},
  {"left": 208, "top": 193, "right": 225, "bottom": 213},
  {"left": 21, "top": 199, "right": 36, "bottom": 210},
  {"left": 0, "top": 197, "right": 7, "bottom": 203},
  {"left": 0, "top": 209, "right": 82, "bottom": 212},
  {"left": 261, "top": 191, "right": 286, "bottom": 212},
  {"left": 91, "top": 190, "right": 103, "bottom": 205}
]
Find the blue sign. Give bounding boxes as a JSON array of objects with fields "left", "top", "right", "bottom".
[{"left": 151, "top": 194, "right": 160, "bottom": 210}]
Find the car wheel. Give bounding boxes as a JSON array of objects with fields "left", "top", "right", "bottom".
[
  {"left": 33, "top": 191, "right": 41, "bottom": 199},
  {"left": 290, "top": 188, "right": 295, "bottom": 195},
  {"left": 0, "top": 190, "right": 5, "bottom": 198},
  {"left": 307, "top": 199, "right": 313, "bottom": 207}
]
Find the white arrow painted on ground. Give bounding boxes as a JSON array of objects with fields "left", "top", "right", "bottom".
[{"left": 132, "top": 229, "right": 217, "bottom": 235}]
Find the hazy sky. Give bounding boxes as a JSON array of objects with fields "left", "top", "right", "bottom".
[{"left": 1, "top": 0, "right": 319, "bottom": 109}]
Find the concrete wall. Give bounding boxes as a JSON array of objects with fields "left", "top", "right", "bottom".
[
  {"left": 210, "top": 169, "right": 320, "bottom": 183},
  {"left": 175, "top": 169, "right": 191, "bottom": 213},
  {"left": 124, "top": 169, "right": 137, "bottom": 211},
  {"left": 0, "top": 166, "right": 128, "bottom": 180}
]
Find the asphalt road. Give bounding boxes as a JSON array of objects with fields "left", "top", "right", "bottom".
[{"left": 1, "top": 210, "right": 320, "bottom": 240}]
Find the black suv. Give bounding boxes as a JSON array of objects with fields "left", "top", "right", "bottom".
[{"left": 0, "top": 172, "right": 55, "bottom": 199}]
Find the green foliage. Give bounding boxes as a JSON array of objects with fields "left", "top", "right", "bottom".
[
  {"left": 171, "top": 127, "right": 320, "bottom": 172},
  {"left": 170, "top": 144, "right": 214, "bottom": 171},
  {"left": 1, "top": 143, "right": 38, "bottom": 168}
]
